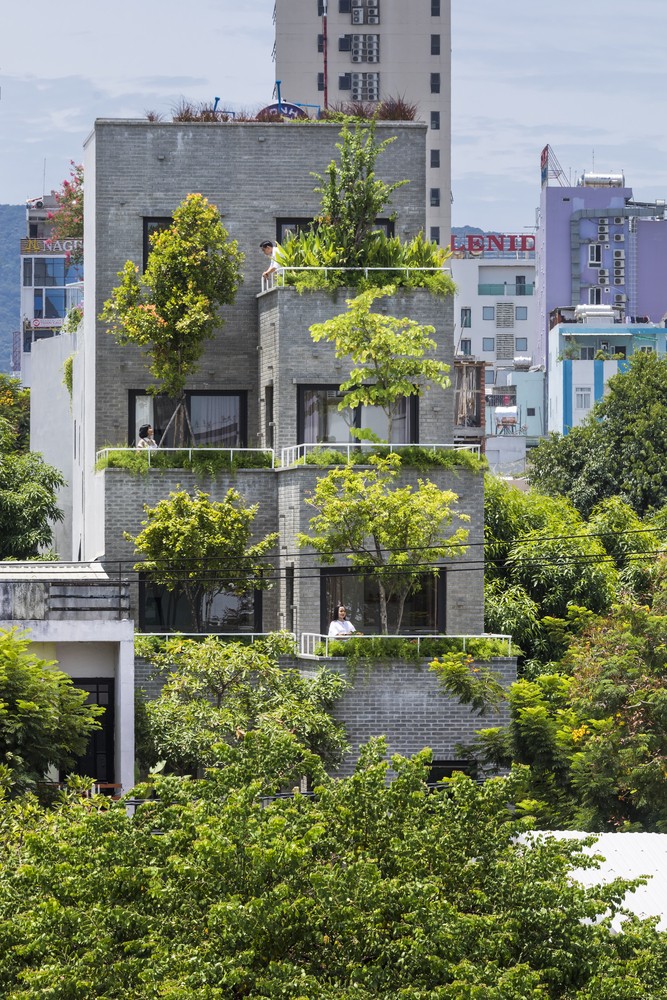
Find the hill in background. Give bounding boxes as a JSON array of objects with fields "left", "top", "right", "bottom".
[{"left": 0, "top": 205, "right": 24, "bottom": 373}]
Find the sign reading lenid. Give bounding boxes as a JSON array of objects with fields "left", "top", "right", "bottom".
[{"left": 450, "top": 234, "right": 535, "bottom": 253}]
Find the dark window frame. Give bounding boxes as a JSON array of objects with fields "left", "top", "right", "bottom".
[
  {"left": 297, "top": 383, "right": 418, "bottom": 445},
  {"left": 431, "top": 0, "right": 441, "bottom": 15},
  {"left": 128, "top": 389, "right": 248, "bottom": 448},
  {"left": 430, "top": 188, "right": 440, "bottom": 207},
  {"left": 430, "top": 72, "right": 441, "bottom": 94},
  {"left": 430, "top": 226, "right": 440, "bottom": 244},
  {"left": 431, "top": 33, "right": 441, "bottom": 55},
  {"left": 139, "top": 575, "right": 263, "bottom": 634},
  {"left": 319, "top": 566, "right": 446, "bottom": 635},
  {"left": 142, "top": 217, "right": 172, "bottom": 271},
  {"left": 430, "top": 110, "right": 440, "bottom": 130},
  {"left": 66, "top": 678, "right": 115, "bottom": 784},
  {"left": 339, "top": 34, "right": 352, "bottom": 51},
  {"left": 430, "top": 149, "right": 440, "bottom": 168}
]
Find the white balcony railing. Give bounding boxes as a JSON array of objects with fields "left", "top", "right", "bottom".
[
  {"left": 281, "top": 441, "right": 480, "bottom": 467},
  {"left": 300, "top": 632, "right": 513, "bottom": 659},
  {"left": 96, "top": 446, "right": 276, "bottom": 468}
]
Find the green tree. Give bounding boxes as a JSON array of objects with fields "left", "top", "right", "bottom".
[
  {"left": 1, "top": 747, "right": 666, "bottom": 996},
  {"left": 299, "top": 454, "right": 469, "bottom": 633},
  {"left": 0, "top": 629, "right": 102, "bottom": 794},
  {"left": 0, "top": 374, "right": 30, "bottom": 453},
  {"left": 135, "top": 633, "right": 348, "bottom": 777},
  {"left": 47, "top": 161, "right": 84, "bottom": 261},
  {"left": 313, "top": 118, "right": 407, "bottom": 265},
  {"left": 530, "top": 352, "right": 667, "bottom": 517},
  {"left": 101, "top": 193, "right": 243, "bottom": 442},
  {"left": 309, "top": 284, "right": 451, "bottom": 441},
  {"left": 484, "top": 475, "right": 618, "bottom": 663},
  {"left": 0, "top": 450, "right": 65, "bottom": 559},
  {"left": 128, "top": 488, "right": 278, "bottom": 632},
  {"left": 453, "top": 602, "right": 667, "bottom": 831}
]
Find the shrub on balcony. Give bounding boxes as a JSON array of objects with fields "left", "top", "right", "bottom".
[{"left": 96, "top": 447, "right": 273, "bottom": 476}]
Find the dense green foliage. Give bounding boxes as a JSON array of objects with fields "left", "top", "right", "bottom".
[
  {"left": 128, "top": 488, "right": 277, "bottom": 632},
  {"left": 275, "top": 120, "right": 454, "bottom": 294},
  {"left": 529, "top": 352, "right": 667, "bottom": 517},
  {"left": 135, "top": 633, "right": 348, "bottom": 778},
  {"left": 1, "top": 746, "right": 666, "bottom": 997},
  {"left": 101, "top": 193, "right": 244, "bottom": 402},
  {"left": 310, "top": 285, "right": 451, "bottom": 441},
  {"left": 300, "top": 454, "right": 469, "bottom": 634},
  {"left": 0, "top": 441, "right": 65, "bottom": 560},
  {"left": 0, "top": 629, "right": 102, "bottom": 794},
  {"left": 462, "top": 602, "right": 667, "bottom": 831},
  {"left": 300, "top": 444, "right": 486, "bottom": 472},
  {"left": 96, "top": 446, "right": 274, "bottom": 475}
]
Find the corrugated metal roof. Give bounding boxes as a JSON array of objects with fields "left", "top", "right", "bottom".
[
  {"left": 0, "top": 562, "right": 113, "bottom": 582},
  {"left": 547, "top": 832, "right": 667, "bottom": 930}
]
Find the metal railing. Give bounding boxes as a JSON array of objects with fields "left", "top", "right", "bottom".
[
  {"left": 96, "top": 446, "right": 276, "bottom": 468},
  {"left": 261, "top": 265, "right": 452, "bottom": 293},
  {"left": 137, "top": 632, "right": 296, "bottom": 648},
  {"left": 477, "top": 283, "right": 534, "bottom": 296},
  {"left": 281, "top": 441, "right": 481, "bottom": 467},
  {"left": 300, "top": 632, "right": 513, "bottom": 659}
]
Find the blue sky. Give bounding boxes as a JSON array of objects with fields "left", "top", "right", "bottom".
[{"left": 1, "top": 0, "right": 666, "bottom": 231}]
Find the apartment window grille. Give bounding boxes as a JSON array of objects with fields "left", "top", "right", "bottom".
[
  {"left": 430, "top": 226, "right": 440, "bottom": 244},
  {"left": 461, "top": 307, "right": 472, "bottom": 329},
  {"left": 496, "top": 302, "right": 515, "bottom": 329},
  {"left": 430, "top": 72, "right": 441, "bottom": 93},
  {"left": 430, "top": 149, "right": 440, "bottom": 168},
  {"left": 430, "top": 110, "right": 440, "bottom": 130},
  {"left": 431, "top": 34, "right": 440, "bottom": 55},
  {"left": 430, "top": 187, "right": 440, "bottom": 207}
]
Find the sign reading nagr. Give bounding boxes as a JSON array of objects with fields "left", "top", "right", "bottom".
[
  {"left": 20, "top": 238, "right": 84, "bottom": 255},
  {"left": 450, "top": 234, "right": 535, "bottom": 254}
]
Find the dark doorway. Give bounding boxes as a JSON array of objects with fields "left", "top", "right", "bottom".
[{"left": 68, "top": 679, "right": 115, "bottom": 783}]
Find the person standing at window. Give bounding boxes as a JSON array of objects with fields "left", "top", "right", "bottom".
[
  {"left": 328, "top": 605, "right": 357, "bottom": 637},
  {"left": 136, "top": 424, "right": 158, "bottom": 450}
]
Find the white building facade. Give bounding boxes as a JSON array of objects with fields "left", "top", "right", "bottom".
[{"left": 274, "top": 0, "right": 451, "bottom": 242}]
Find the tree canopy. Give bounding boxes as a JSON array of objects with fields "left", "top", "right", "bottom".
[
  {"left": 135, "top": 633, "right": 348, "bottom": 778},
  {"left": 0, "top": 745, "right": 666, "bottom": 997},
  {"left": 529, "top": 352, "right": 667, "bottom": 517},
  {"left": 128, "top": 488, "right": 278, "bottom": 632},
  {"left": 299, "top": 454, "right": 469, "bottom": 633},
  {"left": 101, "top": 193, "right": 244, "bottom": 405},
  {"left": 309, "top": 284, "right": 451, "bottom": 441},
  {"left": 0, "top": 629, "right": 102, "bottom": 794}
]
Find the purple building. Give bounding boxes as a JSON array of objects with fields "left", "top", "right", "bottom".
[{"left": 536, "top": 145, "right": 667, "bottom": 366}]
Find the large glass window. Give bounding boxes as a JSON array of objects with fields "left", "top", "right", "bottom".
[
  {"left": 129, "top": 391, "right": 246, "bottom": 447},
  {"left": 34, "top": 287, "right": 66, "bottom": 319},
  {"left": 34, "top": 258, "right": 65, "bottom": 286},
  {"left": 298, "top": 386, "right": 416, "bottom": 444},
  {"left": 321, "top": 569, "right": 445, "bottom": 634},
  {"left": 460, "top": 307, "right": 472, "bottom": 328},
  {"left": 140, "top": 579, "right": 261, "bottom": 634}
]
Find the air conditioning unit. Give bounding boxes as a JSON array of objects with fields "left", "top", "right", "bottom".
[
  {"left": 367, "top": 14, "right": 379, "bottom": 22},
  {"left": 598, "top": 225, "right": 609, "bottom": 233},
  {"left": 352, "top": 54, "right": 363, "bottom": 61},
  {"left": 615, "top": 294, "right": 627, "bottom": 302},
  {"left": 352, "top": 33, "right": 364, "bottom": 41},
  {"left": 614, "top": 233, "right": 625, "bottom": 242},
  {"left": 367, "top": 53, "right": 379, "bottom": 62},
  {"left": 614, "top": 278, "right": 625, "bottom": 285},
  {"left": 614, "top": 249, "right": 625, "bottom": 259},
  {"left": 352, "top": 0, "right": 363, "bottom": 6},
  {"left": 614, "top": 267, "right": 625, "bottom": 276},
  {"left": 599, "top": 277, "right": 609, "bottom": 285},
  {"left": 614, "top": 217, "right": 624, "bottom": 224},
  {"left": 352, "top": 8, "right": 364, "bottom": 23},
  {"left": 367, "top": 3, "right": 379, "bottom": 11},
  {"left": 351, "top": 72, "right": 362, "bottom": 83},
  {"left": 599, "top": 269, "right": 609, "bottom": 277}
]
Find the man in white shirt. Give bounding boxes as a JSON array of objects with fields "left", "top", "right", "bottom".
[{"left": 328, "top": 605, "right": 357, "bottom": 637}]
